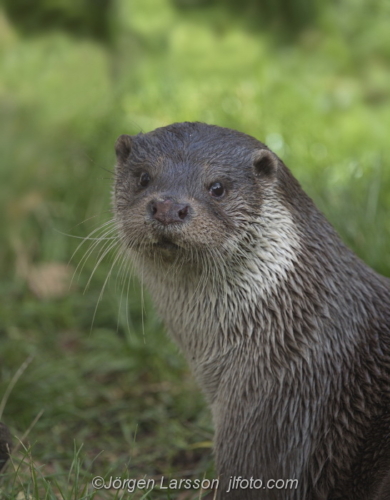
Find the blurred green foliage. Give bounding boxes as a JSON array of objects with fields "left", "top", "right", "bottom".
[
  {"left": 0, "top": 0, "right": 389, "bottom": 497},
  {"left": 1, "top": 0, "right": 114, "bottom": 42},
  {"left": 174, "top": 0, "right": 319, "bottom": 35}
]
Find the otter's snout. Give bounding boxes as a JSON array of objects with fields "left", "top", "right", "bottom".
[{"left": 149, "top": 198, "right": 191, "bottom": 226}]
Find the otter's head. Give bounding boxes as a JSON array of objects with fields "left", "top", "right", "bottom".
[{"left": 113, "top": 122, "right": 298, "bottom": 279}]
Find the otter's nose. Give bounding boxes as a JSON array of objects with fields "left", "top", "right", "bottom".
[{"left": 149, "top": 199, "right": 190, "bottom": 225}]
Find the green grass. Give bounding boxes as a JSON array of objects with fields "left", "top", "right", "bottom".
[{"left": 0, "top": 0, "right": 390, "bottom": 498}]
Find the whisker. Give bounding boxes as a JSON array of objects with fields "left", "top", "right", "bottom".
[
  {"left": 69, "top": 218, "right": 118, "bottom": 265},
  {"left": 84, "top": 238, "right": 120, "bottom": 292},
  {"left": 90, "top": 243, "right": 124, "bottom": 331},
  {"left": 72, "top": 223, "right": 119, "bottom": 285}
]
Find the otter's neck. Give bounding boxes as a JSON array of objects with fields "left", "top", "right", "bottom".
[
  {"left": 141, "top": 196, "right": 302, "bottom": 364},
  {"left": 139, "top": 192, "right": 377, "bottom": 399}
]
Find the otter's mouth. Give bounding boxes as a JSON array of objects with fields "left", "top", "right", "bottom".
[{"left": 153, "top": 237, "right": 180, "bottom": 251}]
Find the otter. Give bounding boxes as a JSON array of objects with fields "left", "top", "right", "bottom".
[{"left": 113, "top": 122, "right": 390, "bottom": 499}]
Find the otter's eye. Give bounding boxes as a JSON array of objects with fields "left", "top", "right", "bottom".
[
  {"left": 209, "top": 182, "right": 225, "bottom": 198},
  {"left": 139, "top": 172, "right": 151, "bottom": 188}
]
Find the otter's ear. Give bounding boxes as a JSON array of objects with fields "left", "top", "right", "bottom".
[
  {"left": 252, "top": 149, "right": 278, "bottom": 177},
  {"left": 115, "top": 134, "right": 133, "bottom": 164}
]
